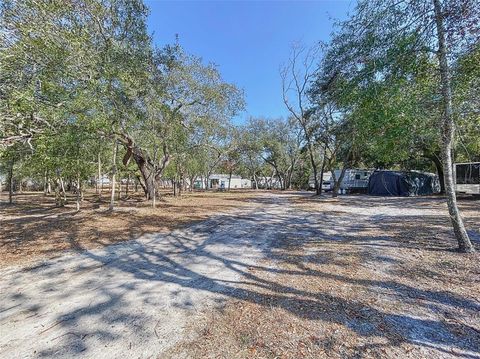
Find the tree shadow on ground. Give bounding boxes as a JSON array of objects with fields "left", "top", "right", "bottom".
[
  {"left": 0, "top": 191, "right": 269, "bottom": 266},
  {"left": 3, "top": 195, "right": 477, "bottom": 358}
]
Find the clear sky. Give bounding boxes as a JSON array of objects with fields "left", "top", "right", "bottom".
[{"left": 145, "top": 0, "right": 353, "bottom": 124}]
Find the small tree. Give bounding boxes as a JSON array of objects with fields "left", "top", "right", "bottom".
[{"left": 281, "top": 43, "right": 323, "bottom": 194}]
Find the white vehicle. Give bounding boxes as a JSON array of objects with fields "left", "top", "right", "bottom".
[
  {"left": 324, "top": 169, "right": 372, "bottom": 193},
  {"left": 454, "top": 162, "right": 480, "bottom": 194},
  {"left": 339, "top": 169, "right": 372, "bottom": 191},
  {"left": 310, "top": 169, "right": 372, "bottom": 193},
  {"left": 321, "top": 172, "right": 333, "bottom": 191},
  {"left": 308, "top": 172, "right": 332, "bottom": 191}
]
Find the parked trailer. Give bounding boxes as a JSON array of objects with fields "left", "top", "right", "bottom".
[
  {"left": 308, "top": 172, "right": 334, "bottom": 191},
  {"left": 310, "top": 169, "right": 372, "bottom": 193},
  {"left": 455, "top": 162, "right": 480, "bottom": 194},
  {"left": 335, "top": 169, "right": 373, "bottom": 193}
]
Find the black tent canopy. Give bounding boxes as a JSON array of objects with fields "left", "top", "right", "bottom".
[{"left": 368, "top": 170, "right": 441, "bottom": 196}]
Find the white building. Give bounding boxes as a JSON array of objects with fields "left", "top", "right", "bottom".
[{"left": 194, "top": 174, "right": 251, "bottom": 190}]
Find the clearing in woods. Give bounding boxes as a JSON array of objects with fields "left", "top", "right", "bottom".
[{"left": 0, "top": 191, "right": 479, "bottom": 358}]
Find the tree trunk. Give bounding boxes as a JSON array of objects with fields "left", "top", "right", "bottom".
[
  {"left": 318, "top": 150, "right": 327, "bottom": 195},
  {"left": 427, "top": 152, "right": 445, "bottom": 194},
  {"left": 76, "top": 174, "right": 81, "bottom": 211},
  {"left": 80, "top": 179, "right": 84, "bottom": 201},
  {"left": 109, "top": 141, "right": 118, "bottom": 211},
  {"left": 43, "top": 170, "right": 48, "bottom": 196},
  {"left": 205, "top": 175, "right": 210, "bottom": 191},
  {"left": 55, "top": 179, "right": 61, "bottom": 207},
  {"left": 8, "top": 159, "right": 14, "bottom": 204},
  {"left": 54, "top": 177, "right": 65, "bottom": 207},
  {"left": 117, "top": 174, "right": 121, "bottom": 200},
  {"left": 152, "top": 185, "right": 156, "bottom": 208},
  {"left": 332, "top": 167, "right": 348, "bottom": 198},
  {"left": 228, "top": 171, "right": 232, "bottom": 191},
  {"left": 97, "top": 153, "right": 101, "bottom": 196},
  {"left": 311, "top": 165, "right": 319, "bottom": 194},
  {"left": 126, "top": 173, "right": 130, "bottom": 197},
  {"left": 189, "top": 175, "right": 195, "bottom": 192},
  {"left": 319, "top": 163, "right": 326, "bottom": 195},
  {"left": 116, "top": 132, "right": 167, "bottom": 201},
  {"left": 306, "top": 142, "right": 320, "bottom": 195},
  {"left": 133, "top": 151, "right": 165, "bottom": 200},
  {"left": 287, "top": 165, "right": 295, "bottom": 190},
  {"left": 136, "top": 175, "right": 147, "bottom": 196},
  {"left": 433, "top": 0, "right": 474, "bottom": 252},
  {"left": 59, "top": 177, "right": 66, "bottom": 202},
  {"left": 276, "top": 170, "right": 284, "bottom": 190},
  {"left": 133, "top": 157, "right": 157, "bottom": 200}
]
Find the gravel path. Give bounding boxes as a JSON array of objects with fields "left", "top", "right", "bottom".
[{"left": 0, "top": 192, "right": 292, "bottom": 359}]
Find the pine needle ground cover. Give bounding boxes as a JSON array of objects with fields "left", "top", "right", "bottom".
[
  {"left": 166, "top": 195, "right": 480, "bottom": 359},
  {"left": 0, "top": 190, "right": 258, "bottom": 267}
]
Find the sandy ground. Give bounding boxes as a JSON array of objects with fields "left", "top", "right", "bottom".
[
  {"left": 1, "top": 192, "right": 479, "bottom": 359},
  {"left": 0, "top": 190, "right": 259, "bottom": 267},
  {"left": 166, "top": 194, "right": 480, "bottom": 359},
  {"left": 0, "top": 192, "right": 286, "bottom": 358}
]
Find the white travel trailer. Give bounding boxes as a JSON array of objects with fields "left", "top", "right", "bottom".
[
  {"left": 454, "top": 162, "right": 480, "bottom": 194},
  {"left": 319, "top": 169, "right": 372, "bottom": 193}
]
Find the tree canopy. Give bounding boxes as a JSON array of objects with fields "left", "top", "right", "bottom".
[{"left": 1, "top": 0, "right": 478, "bottom": 251}]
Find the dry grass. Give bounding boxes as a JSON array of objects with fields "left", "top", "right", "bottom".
[
  {"left": 0, "top": 189, "right": 258, "bottom": 267},
  {"left": 165, "top": 194, "right": 480, "bottom": 359}
]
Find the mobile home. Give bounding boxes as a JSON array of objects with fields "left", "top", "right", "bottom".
[{"left": 194, "top": 174, "right": 251, "bottom": 190}]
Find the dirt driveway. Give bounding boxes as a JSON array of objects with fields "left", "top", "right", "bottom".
[
  {"left": 0, "top": 192, "right": 289, "bottom": 358},
  {"left": 1, "top": 192, "right": 479, "bottom": 358}
]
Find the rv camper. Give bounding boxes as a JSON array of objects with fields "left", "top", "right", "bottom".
[
  {"left": 333, "top": 169, "right": 372, "bottom": 193},
  {"left": 455, "top": 162, "right": 480, "bottom": 195},
  {"left": 308, "top": 172, "right": 333, "bottom": 191},
  {"left": 310, "top": 169, "right": 372, "bottom": 193}
]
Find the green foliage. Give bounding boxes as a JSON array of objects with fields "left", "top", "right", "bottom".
[
  {"left": 309, "top": 0, "right": 479, "bottom": 172},
  {"left": 238, "top": 117, "right": 302, "bottom": 189},
  {"left": 0, "top": 0, "right": 244, "bottom": 193}
]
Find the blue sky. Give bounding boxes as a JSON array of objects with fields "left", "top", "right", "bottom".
[{"left": 145, "top": 0, "right": 353, "bottom": 124}]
